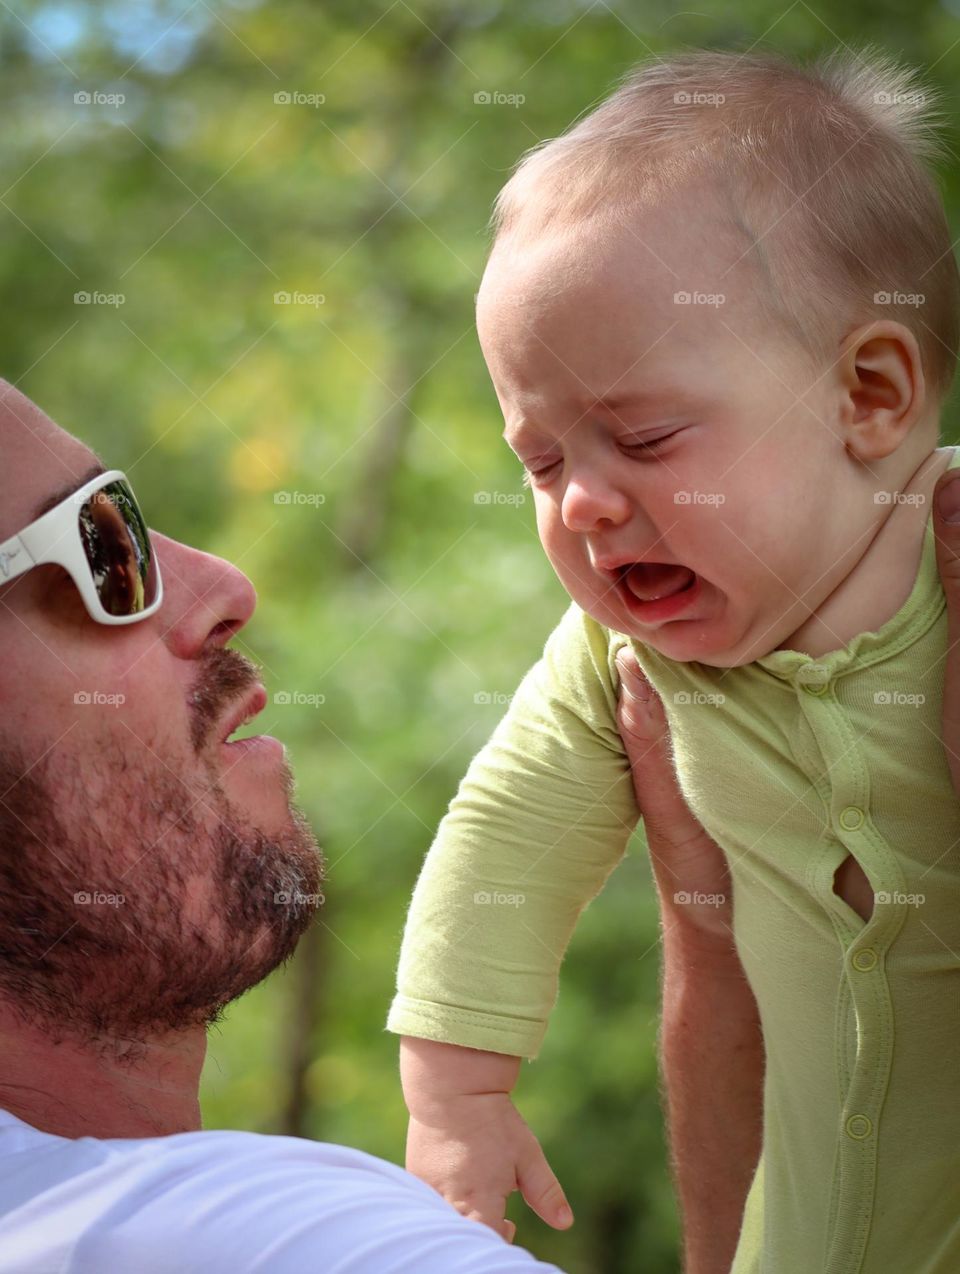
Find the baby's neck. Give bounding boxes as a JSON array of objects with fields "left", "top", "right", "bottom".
[{"left": 773, "top": 445, "right": 955, "bottom": 661}]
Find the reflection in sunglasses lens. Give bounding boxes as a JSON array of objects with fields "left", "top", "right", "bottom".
[{"left": 78, "top": 481, "right": 158, "bottom": 616}]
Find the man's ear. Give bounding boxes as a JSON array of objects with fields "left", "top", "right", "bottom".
[{"left": 835, "top": 319, "right": 927, "bottom": 463}]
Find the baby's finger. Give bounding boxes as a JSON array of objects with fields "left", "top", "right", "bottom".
[
  {"left": 515, "top": 1141, "right": 573, "bottom": 1230},
  {"left": 463, "top": 1197, "right": 513, "bottom": 1237}
]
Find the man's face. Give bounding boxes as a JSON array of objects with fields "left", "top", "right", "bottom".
[
  {"left": 476, "top": 195, "right": 874, "bottom": 668},
  {"left": 0, "top": 386, "right": 323, "bottom": 1043}
]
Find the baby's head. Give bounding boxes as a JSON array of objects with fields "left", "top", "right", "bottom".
[{"left": 476, "top": 47, "right": 960, "bottom": 667}]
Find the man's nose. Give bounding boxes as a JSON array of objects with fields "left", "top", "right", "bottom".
[
  {"left": 151, "top": 532, "right": 257, "bottom": 657},
  {"left": 560, "top": 470, "right": 631, "bottom": 532}
]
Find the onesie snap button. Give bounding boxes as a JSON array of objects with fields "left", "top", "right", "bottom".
[
  {"left": 840, "top": 806, "right": 865, "bottom": 831},
  {"left": 852, "top": 948, "right": 878, "bottom": 972},
  {"left": 796, "top": 662, "right": 830, "bottom": 694},
  {"left": 846, "top": 1114, "right": 873, "bottom": 1139}
]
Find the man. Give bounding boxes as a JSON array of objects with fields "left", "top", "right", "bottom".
[{"left": 0, "top": 383, "right": 562, "bottom": 1271}]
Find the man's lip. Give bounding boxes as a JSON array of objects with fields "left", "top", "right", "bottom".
[{"left": 218, "top": 685, "right": 268, "bottom": 744}]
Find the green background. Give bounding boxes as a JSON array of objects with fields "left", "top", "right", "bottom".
[{"left": 5, "top": 3, "right": 960, "bottom": 1270}]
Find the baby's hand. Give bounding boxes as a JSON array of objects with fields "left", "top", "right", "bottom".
[{"left": 405, "top": 1091, "right": 573, "bottom": 1243}]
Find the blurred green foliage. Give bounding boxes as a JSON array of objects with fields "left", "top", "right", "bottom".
[{"left": 4, "top": 2, "right": 960, "bottom": 1270}]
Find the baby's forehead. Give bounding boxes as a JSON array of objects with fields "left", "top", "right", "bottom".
[
  {"left": 478, "top": 198, "right": 765, "bottom": 360},
  {"left": 482, "top": 190, "right": 758, "bottom": 311}
]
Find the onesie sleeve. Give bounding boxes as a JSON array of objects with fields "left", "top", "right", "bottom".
[{"left": 386, "top": 602, "right": 640, "bottom": 1059}]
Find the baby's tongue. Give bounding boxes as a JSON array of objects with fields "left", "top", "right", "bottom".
[{"left": 622, "top": 562, "right": 695, "bottom": 601}]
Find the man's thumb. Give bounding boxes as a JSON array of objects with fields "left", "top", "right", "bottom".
[
  {"left": 516, "top": 1143, "right": 573, "bottom": 1230},
  {"left": 615, "top": 648, "right": 667, "bottom": 743}
]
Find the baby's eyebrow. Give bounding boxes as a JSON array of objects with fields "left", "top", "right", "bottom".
[
  {"left": 591, "top": 388, "right": 707, "bottom": 416},
  {"left": 503, "top": 388, "right": 710, "bottom": 447}
]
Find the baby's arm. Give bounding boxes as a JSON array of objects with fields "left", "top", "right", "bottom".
[
  {"left": 387, "top": 603, "right": 639, "bottom": 1232},
  {"left": 399, "top": 1037, "right": 570, "bottom": 1242}
]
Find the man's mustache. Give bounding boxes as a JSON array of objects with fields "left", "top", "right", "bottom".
[{"left": 188, "top": 648, "right": 263, "bottom": 753}]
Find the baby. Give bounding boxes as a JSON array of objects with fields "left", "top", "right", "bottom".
[{"left": 386, "top": 47, "right": 960, "bottom": 1274}]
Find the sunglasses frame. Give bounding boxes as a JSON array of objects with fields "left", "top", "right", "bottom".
[{"left": 0, "top": 468, "right": 163, "bottom": 626}]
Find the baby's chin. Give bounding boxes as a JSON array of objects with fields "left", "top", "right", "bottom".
[{"left": 568, "top": 581, "right": 763, "bottom": 668}]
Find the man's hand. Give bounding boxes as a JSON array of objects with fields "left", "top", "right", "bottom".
[
  {"left": 933, "top": 467, "right": 960, "bottom": 794},
  {"left": 615, "top": 648, "right": 764, "bottom": 1274},
  {"left": 615, "top": 649, "right": 735, "bottom": 947}
]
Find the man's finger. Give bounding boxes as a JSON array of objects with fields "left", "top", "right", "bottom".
[
  {"left": 933, "top": 469, "right": 960, "bottom": 795},
  {"left": 615, "top": 648, "right": 734, "bottom": 925},
  {"left": 615, "top": 649, "right": 704, "bottom": 845}
]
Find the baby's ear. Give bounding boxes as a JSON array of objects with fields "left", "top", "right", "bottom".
[{"left": 837, "top": 319, "right": 927, "bottom": 462}]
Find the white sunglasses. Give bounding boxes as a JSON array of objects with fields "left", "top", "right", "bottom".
[{"left": 0, "top": 468, "right": 163, "bottom": 625}]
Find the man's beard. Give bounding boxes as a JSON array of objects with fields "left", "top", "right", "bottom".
[{"left": 0, "top": 657, "right": 324, "bottom": 1056}]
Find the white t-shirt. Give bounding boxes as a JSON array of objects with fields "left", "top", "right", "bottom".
[{"left": 0, "top": 1108, "right": 565, "bottom": 1273}]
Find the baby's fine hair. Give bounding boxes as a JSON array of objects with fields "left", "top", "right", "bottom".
[{"left": 491, "top": 46, "right": 960, "bottom": 403}]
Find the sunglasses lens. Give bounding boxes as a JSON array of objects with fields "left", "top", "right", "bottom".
[{"left": 77, "top": 480, "right": 159, "bottom": 617}]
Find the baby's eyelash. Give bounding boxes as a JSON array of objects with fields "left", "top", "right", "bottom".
[
  {"left": 623, "top": 432, "right": 676, "bottom": 454},
  {"left": 517, "top": 430, "right": 678, "bottom": 488}
]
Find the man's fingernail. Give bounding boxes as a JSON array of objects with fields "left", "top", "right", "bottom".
[
  {"left": 557, "top": 1204, "right": 573, "bottom": 1225},
  {"left": 937, "top": 475, "right": 960, "bottom": 524}
]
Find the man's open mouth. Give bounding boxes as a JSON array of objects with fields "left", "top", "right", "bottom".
[{"left": 218, "top": 685, "right": 268, "bottom": 745}]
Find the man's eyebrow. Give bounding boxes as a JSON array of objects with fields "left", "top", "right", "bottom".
[{"left": 30, "top": 462, "right": 107, "bottom": 522}]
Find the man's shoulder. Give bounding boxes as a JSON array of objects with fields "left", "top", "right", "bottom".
[{"left": 0, "top": 1118, "right": 561, "bottom": 1273}]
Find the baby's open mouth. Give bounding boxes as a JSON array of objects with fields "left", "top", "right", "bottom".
[{"left": 617, "top": 562, "right": 697, "bottom": 602}]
